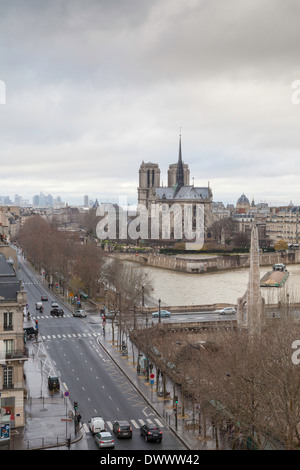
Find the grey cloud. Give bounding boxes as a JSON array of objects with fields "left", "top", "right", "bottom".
[{"left": 1, "top": 0, "right": 300, "bottom": 205}]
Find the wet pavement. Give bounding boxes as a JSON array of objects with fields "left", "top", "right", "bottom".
[{"left": 5, "top": 307, "right": 222, "bottom": 452}]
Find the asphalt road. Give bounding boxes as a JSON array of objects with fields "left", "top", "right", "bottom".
[{"left": 19, "top": 257, "right": 187, "bottom": 451}]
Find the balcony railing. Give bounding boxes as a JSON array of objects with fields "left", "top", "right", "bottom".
[
  {"left": 3, "top": 324, "right": 13, "bottom": 331},
  {"left": 0, "top": 347, "right": 29, "bottom": 360}
]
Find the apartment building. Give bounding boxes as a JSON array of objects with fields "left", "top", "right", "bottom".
[
  {"left": 266, "top": 206, "right": 300, "bottom": 245},
  {"left": 0, "top": 252, "right": 28, "bottom": 429}
]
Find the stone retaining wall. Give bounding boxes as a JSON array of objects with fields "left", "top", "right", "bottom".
[{"left": 109, "top": 250, "right": 300, "bottom": 274}]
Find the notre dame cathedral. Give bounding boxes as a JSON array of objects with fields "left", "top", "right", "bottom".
[{"left": 137, "top": 135, "right": 216, "bottom": 242}]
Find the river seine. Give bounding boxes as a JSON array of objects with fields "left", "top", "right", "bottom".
[{"left": 125, "top": 261, "right": 300, "bottom": 307}]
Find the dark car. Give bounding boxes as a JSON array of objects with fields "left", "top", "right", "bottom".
[
  {"left": 24, "top": 327, "right": 37, "bottom": 339},
  {"left": 48, "top": 376, "right": 60, "bottom": 391},
  {"left": 140, "top": 423, "right": 162, "bottom": 442},
  {"left": 50, "top": 308, "right": 64, "bottom": 317},
  {"left": 112, "top": 420, "right": 132, "bottom": 439},
  {"left": 41, "top": 295, "right": 48, "bottom": 301}
]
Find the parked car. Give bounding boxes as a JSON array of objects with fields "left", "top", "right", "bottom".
[
  {"left": 140, "top": 423, "right": 162, "bottom": 442},
  {"left": 219, "top": 307, "right": 236, "bottom": 315},
  {"left": 105, "top": 310, "right": 119, "bottom": 319},
  {"left": 73, "top": 309, "right": 87, "bottom": 318},
  {"left": 112, "top": 420, "right": 132, "bottom": 439},
  {"left": 51, "top": 301, "right": 59, "bottom": 308},
  {"left": 152, "top": 310, "right": 171, "bottom": 318},
  {"left": 48, "top": 376, "right": 60, "bottom": 391},
  {"left": 24, "top": 327, "right": 37, "bottom": 339},
  {"left": 94, "top": 431, "right": 114, "bottom": 449},
  {"left": 41, "top": 295, "right": 48, "bottom": 301},
  {"left": 50, "top": 308, "right": 64, "bottom": 317}
]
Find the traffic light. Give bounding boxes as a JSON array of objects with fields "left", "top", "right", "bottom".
[
  {"left": 174, "top": 396, "right": 178, "bottom": 404},
  {"left": 74, "top": 401, "right": 78, "bottom": 411}
]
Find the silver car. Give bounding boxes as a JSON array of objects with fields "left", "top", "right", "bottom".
[
  {"left": 219, "top": 307, "right": 236, "bottom": 315},
  {"left": 73, "top": 309, "right": 87, "bottom": 318},
  {"left": 95, "top": 431, "right": 115, "bottom": 449}
]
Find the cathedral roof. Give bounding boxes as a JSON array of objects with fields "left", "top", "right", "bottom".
[{"left": 155, "top": 186, "right": 210, "bottom": 201}]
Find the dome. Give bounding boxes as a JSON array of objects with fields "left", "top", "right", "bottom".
[{"left": 237, "top": 193, "right": 250, "bottom": 206}]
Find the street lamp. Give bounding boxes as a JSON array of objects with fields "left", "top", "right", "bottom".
[
  {"left": 142, "top": 284, "right": 145, "bottom": 308},
  {"left": 158, "top": 298, "right": 161, "bottom": 323}
]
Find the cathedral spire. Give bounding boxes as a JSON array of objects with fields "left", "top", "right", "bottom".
[{"left": 175, "top": 133, "right": 184, "bottom": 195}]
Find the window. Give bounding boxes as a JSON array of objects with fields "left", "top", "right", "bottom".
[
  {"left": 3, "top": 366, "right": 13, "bottom": 389},
  {"left": 4, "top": 312, "right": 13, "bottom": 331},
  {"left": 4, "top": 339, "right": 13, "bottom": 353}
]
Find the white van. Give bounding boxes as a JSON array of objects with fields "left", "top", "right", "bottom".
[
  {"left": 36, "top": 302, "right": 43, "bottom": 310},
  {"left": 88, "top": 416, "right": 106, "bottom": 434}
]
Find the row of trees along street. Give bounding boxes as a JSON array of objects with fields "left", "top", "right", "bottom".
[
  {"left": 15, "top": 215, "right": 152, "bottom": 311},
  {"left": 132, "top": 312, "right": 300, "bottom": 450}
]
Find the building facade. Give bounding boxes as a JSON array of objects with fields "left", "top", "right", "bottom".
[
  {"left": 0, "top": 251, "right": 28, "bottom": 429},
  {"left": 137, "top": 135, "right": 215, "bottom": 243}
]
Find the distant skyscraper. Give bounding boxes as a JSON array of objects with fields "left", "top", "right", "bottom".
[
  {"left": 46, "top": 194, "right": 53, "bottom": 206},
  {"left": 33, "top": 195, "right": 39, "bottom": 206},
  {"left": 14, "top": 194, "right": 22, "bottom": 206},
  {"left": 84, "top": 195, "right": 89, "bottom": 207}
]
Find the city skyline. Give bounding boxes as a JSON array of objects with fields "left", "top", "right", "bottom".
[
  {"left": 0, "top": 189, "right": 298, "bottom": 209},
  {"left": 1, "top": 1, "right": 300, "bottom": 206}
]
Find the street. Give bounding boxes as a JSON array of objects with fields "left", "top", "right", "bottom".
[{"left": 19, "top": 257, "right": 187, "bottom": 451}]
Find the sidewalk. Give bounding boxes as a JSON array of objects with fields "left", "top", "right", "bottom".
[
  {"left": 7, "top": 338, "right": 85, "bottom": 450},
  {"left": 7, "top": 308, "right": 224, "bottom": 451}
]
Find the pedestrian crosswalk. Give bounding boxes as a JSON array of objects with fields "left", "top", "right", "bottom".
[
  {"left": 32, "top": 314, "right": 73, "bottom": 320},
  {"left": 82, "top": 417, "right": 164, "bottom": 434},
  {"left": 41, "top": 332, "right": 99, "bottom": 341}
]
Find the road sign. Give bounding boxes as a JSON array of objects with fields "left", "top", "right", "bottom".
[
  {"left": 64, "top": 391, "right": 69, "bottom": 397},
  {"left": 150, "top": 373, "right": 155, "bottom": 379}
]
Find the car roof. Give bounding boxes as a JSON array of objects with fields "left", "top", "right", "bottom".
[
  {"left": 97, "top": 431, "right": 112, "bottom": 437},
  {"left": 147, "top": 424, "right": 160, "bottom": 429}
]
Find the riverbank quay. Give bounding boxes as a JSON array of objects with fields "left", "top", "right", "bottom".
[{"left": 109, "top": 250, "right": 300, "bottom": 274}]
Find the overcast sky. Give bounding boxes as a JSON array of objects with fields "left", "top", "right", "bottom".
[{"left": 1, "top": 0, "right": 300, "bottom": 206}]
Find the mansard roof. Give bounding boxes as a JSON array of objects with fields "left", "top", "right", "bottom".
[{"left": 0, "top": 253, "right": 20, "bottom": 301}]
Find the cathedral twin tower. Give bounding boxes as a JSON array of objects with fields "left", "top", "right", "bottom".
[{"left": 137, "top": 135, "right": 212, "bottom": 211}]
